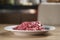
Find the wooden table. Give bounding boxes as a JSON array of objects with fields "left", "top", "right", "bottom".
[{"left": 0, "top": 24, "right": 60, "bottom": 40}]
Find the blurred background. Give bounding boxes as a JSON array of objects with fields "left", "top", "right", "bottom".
[
  {"left": 0, "top": 0, "right": 41, "bottom": 24},
  {"left": 0, "top": 0, "right": 60, "bottom": 25}
]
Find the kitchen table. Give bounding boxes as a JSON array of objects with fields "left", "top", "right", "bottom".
[{"left": 0, "top": 24, "right": 60, "bottom": 40}]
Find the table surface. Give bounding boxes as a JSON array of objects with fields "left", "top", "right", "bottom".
[{"left": 0, "top": 24, "right": 60, "bottom": 40}]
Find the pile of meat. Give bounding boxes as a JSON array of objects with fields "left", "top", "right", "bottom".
[{"left": 13, "top": 21, "right": 45, "bottom": 30}]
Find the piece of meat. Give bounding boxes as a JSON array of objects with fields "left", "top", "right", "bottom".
[{"left": 13, "top": 21, "right": 45, "bottom": 30}]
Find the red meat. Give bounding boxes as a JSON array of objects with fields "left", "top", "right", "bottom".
[{"left": 13, "top": 21, "right": 45, "bottom": 30}]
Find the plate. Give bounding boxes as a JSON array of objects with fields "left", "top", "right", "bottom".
[
  {"left": 4, "top": 25, "right": 55, "bottom": 31},
  {"left": 4, "top": 25, "right": 55, "bottom": 36}
]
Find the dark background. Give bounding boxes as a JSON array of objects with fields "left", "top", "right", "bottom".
[
  {"left": 0, "top": 5, "right": 38, "bottom": 24},
  {"left": 0, "top": 0, "right": 40, "bottom": 24}
]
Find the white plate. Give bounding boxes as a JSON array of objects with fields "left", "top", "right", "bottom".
[
  {"left": 4, "top": 25, "right": 55, "bottom": 36},
  {"left": 4, "top": 25, "right": 55, "bottom": 32}
]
